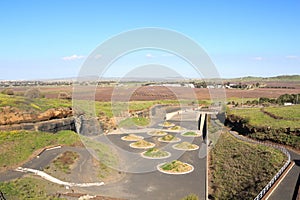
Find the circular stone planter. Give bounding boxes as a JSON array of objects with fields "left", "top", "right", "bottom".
[
  {"left": 157, "top": 162, "right": 194, "bottom": 175},
  {"left": 147, "top": 130, "right": 168, "bottom": 137},
  {"left": 158, "top": 137, "right": 181, "bottom": 143},
  {"left": 172, "top": 142, "right": 199, "bottom": 151},
  {"left": 158, "top": 122, "right": 175, "bottom": 128},
  {"left": 121, "top": 134, "right": 144, "bottom": 141},
  {"left": 167, "top": 126, "right": 185, "bottom": 132},
  {"left": 181, "top": 131, "right": 201, "bottom": 137},
  {"left": 141, "top": 150, "right": 171, "bottom": 159},
  {"left": 129, "top": 141, "right": 155, "bottom": 149}
]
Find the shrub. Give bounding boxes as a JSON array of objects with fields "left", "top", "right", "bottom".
[
  {"left": 58, "top": 92, "right": 71, "bottom": 100},
  {"left": 1, "top": 88, "right": 14, "bottom": 95},
  {"left": 24, "top": 88, "right": 42, "bottom": 99},
  {"left": 181, "top": 194, "right": 199, "bottom": 200}
]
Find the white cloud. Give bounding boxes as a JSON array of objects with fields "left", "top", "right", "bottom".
[
  {"left": 146, "top": 53, "right": 154, "bottom": 58},
  {"left": 252, "top": 56, "right": 263, "bottom": 61},
  {"left": 94, "top": 54, "right": 102, "bottom": 60},
  {"left": 285, "top": 55, "right": 299, "bottom": 59},
  {"left": 62, "top": 54, "right": 85, "bottom": 61}
]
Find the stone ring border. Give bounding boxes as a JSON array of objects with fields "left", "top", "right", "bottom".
[
  {"left": 129, "top": 142, "right": 156, "bottom": 149},
  {"left": 156, "top": 162, "right": 194, "bottom": 175},
  {"left": 157, "top": 137, "right": 181, "bottom": 143},
  {"left": 140, "top": 151, "right": 172, "bottom": 160},
  {"left": 121, "top": 135, "right": 144, "bottom": 141},
  {"left": 181, "top": 132, "right": 202, "bottom": 137},
  {"left": 172, "top": 144, "right": 200, "bottom": 151}
]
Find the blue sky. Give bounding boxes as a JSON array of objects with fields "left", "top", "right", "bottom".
[{"left": 0, "top": 0, "right": 299, "bottom": 80}]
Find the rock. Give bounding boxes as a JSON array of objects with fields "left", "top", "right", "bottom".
[{"left": 0, "top": 106, "right": 72, "bottom": 125}]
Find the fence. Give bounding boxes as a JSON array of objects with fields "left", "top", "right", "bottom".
[
  {"left": 229, "top": 131, "right": 291, "bottom": 200},
  {"left": 0, "top": 191, "right": 6, "bottom": 200}
]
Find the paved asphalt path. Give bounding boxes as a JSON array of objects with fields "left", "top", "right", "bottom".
[
  {"left": 81, "top": 106, "right": 207, "bottom": 200},
  {"left": 0, "top": 146, "right": 93, "bottom": 183},
  {"left": 268, "top": 149, "right": 300, "bottom": 200}
]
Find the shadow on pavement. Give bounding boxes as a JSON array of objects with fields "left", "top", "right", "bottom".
[
  {"left": 292, "top": 170, "right": 300, "bottom": 200},
  {"left": 294, "top": 159, "right": 300, "bottom": 167}
]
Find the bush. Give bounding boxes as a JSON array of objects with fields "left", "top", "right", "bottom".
[
  {"left": 58, "top": 92, "right": 71, "bottom": 100},
  {"left": 24, "top": 88, "right": 42, "bottom": 99},
  {"left": 1, "top": 89, "right": 14, "bottom": 95},
  {"left": 181, "top": 194, "right": 199, "bottom": 200}
]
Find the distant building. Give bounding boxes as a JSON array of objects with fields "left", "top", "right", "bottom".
[{"left": 284, "top": 102, "right": 293, "bottom": 106}]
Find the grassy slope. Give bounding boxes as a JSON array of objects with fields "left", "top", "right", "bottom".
[
  {"left": 0, "top": 93, "right": 71, "bottom": 112},
  {"left": 210, "top": 132, "right": 286, "bottom": 200},
  {"left": 0, "top": 177, "right": 65, "bottom": 200},
  {"left": 0, "top": 130, "right": 80, "bottom": 171}
]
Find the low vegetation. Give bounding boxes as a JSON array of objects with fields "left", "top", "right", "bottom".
[
  {"left": 182, "top": 131, "right": 201, "bottom": 137},
  {"left": 130, "top": 140, "right": 155, "bottom": 149},
  {"left": 249, "top": 131, "right": 300, "bottom": 149},
  {"left": 52, "top": 151, "right": 79, "bottom": 174},
  {"left": 143, "top": 148, "right": 169, "bottom": 158},
  {"left": 210, "top": 132, "right": 286, "bottom": 200},
  {"left": 160, "top": 160, "right": 192, "bottom": 173},
  {"left": 181, "top": 194, "right": 199, "bottom": 200},
  {"left": 227, "top": 105, "right": 300, "bottom": 149},
  {"left": 118, "top": 117, "right": 150, "bottom": 128},
  {"left": 0, "top": 177, "right": 64, "bottom": 200},
  {"left": 0, "top": 130, "right": 80, "bottom": 172},
  {"left": 173, "top": 142, "right": 199, "bottom": 151}
]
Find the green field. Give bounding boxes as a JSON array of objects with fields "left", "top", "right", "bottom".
[
  {"left": 225, "top": 75, "right": 300, "bottom": 82},
  {"left": 0, "top": 93, "right": 71, "bottom": 112},
  {"left": 0, "top": 93, "right": 211, "bottom": 124},
  {"left": 0, "top": 130, "right": 80, "bottom": 172},
  {"left": 264, "top": 104, "right": 300, "bottom": 120},
  {"left": 229, "top": 107, "right": 299, "bottom": 129},
  {"left": 210, "top": 132, "right": 286, "bottom": 200}
]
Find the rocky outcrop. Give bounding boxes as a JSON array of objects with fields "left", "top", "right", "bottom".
[
  {"left": 0, "top": 106, "right": 116, "bottom": 134},
  {"left": 0, "top": 117, "right": 75, "bottom": 133},
  {"left": 0, "top": 106, "right": 73, "bottom": 125},
  {"left": 75, "top": 114, "right": 116, "bottom": 135}
]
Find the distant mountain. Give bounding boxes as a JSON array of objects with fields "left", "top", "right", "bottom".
[{"left": 223, "top": 75, "right": 300, "bottom": 82}]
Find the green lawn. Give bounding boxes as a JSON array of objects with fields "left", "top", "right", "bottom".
[
  {"left": 0, "top": 130, "right": 80, "bottom": 171},
  {"left": 210, "top": 132, "right": 286, "bottom": 200}
]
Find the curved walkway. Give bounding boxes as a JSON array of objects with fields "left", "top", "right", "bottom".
[
  {"left": 15, "top": 167, "right": 104, "bottom": 187},
  {"left": 0, "top": 146, "right": 105, "bottom": 188}
]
